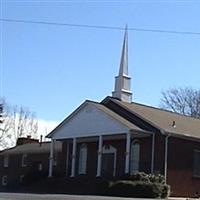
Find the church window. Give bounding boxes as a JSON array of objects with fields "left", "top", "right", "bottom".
[
  {"left": 130, "top": 140, "right": 140, "bottom": 174},
  {"left": 2, "top": 176, "right": 8, "bottom": 186},
  {"left": 21, "top": 154, "right": 27, "bottom": 167},
  {"left": 3, "top": 155, "right": 9, "bottom": 168},
  {"left": 78, "top": 144, "right": 87, "bottom": 175},
  {"left": 193, "top": 150, "right": 200, "bottom": 177}
]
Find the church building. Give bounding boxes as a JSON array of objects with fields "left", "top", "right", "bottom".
[{"left": 47, "top": 28, "right": 200, "bottom": 197}]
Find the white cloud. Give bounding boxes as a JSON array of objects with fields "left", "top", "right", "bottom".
[{"left": 37, "top": 119, "right": 59, "bottom": 141}]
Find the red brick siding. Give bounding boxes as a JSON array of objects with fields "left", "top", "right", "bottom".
[
  {"left": 167, "top": 137, "right": 200, "bottom": 197},
  {"left": 0, "top": 152, "right": 50, "bottom": 187},
  {"left": 139, "top": 137, "right": 152, "bottom": 173},
  {"left": 154, "top": 134, "right": 165, "bottom": 175}
]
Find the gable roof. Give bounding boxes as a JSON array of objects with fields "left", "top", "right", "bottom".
[
  {"left": 108, "top": 97, "right": 200, "bottom": 140},
  {"left": 47, "top": 100, "right": 144, "bottom": 139}
]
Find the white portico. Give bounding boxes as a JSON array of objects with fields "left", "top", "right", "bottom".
[{"left": 47, "top": 100, "right": 147, "bottom": 178}]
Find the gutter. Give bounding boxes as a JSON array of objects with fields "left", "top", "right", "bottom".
[{"left": 165, "top": 131, "right": 200, "bottom": 142}]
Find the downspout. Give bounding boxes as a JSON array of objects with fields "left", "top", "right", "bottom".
[
  {"left": 151, "top": 133, "right": 155, "bottom": 174},
  {"left": 164, "top": 134, "right": 170, "bottom": 181}
]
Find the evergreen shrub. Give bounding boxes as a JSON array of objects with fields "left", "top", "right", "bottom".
[{"left": 107, "top": 172, "right": 170, "bottom": 198}]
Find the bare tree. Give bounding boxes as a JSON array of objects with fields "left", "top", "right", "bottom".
[
  {"left": 161, "top": 87, "right": 200, "bottom": 119},
  {"left": 0, "top": 99, "right": 38, "bottom": 149}
]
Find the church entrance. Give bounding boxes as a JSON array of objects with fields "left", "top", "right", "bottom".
[
  {"left": 101, "top": 153, "right": 115, "bottom": 177},
  {"left": 101, "top": 144, "right": 117, "bottom": 177}
]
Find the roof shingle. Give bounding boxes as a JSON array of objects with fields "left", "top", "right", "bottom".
[{"left": 111, "top": 98, "right": 200, "bottom": 139}]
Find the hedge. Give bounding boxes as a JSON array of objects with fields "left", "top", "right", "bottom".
[
  {"left": 108, "top": 180, "right": 170, "bottom": 198},
  {"left": 107, "top": 172, "right": 170, "bottom": 198}
]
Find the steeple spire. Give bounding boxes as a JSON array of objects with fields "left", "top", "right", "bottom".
[
  {"left": 112, "top": 26, "right": 132, "bottom": 103},
  {"left": 119, "top": 25, "right": 128, "bottom": 76}
]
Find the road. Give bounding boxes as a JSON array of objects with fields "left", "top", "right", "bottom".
[{"left": 0, "top": 193, "right": 152, "bottom": 200}]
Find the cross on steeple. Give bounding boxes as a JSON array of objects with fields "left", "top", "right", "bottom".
[{"left": 112, "top": 26, "right": 132, "bottom": 103}]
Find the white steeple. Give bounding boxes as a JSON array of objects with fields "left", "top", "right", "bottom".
[{"left": 112, "top": 26, "right": 132, "bottom": 103}]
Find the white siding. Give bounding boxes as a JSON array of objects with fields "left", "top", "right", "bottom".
[{"left": 51, "top": 103, "right": 129, "bottom": 139}]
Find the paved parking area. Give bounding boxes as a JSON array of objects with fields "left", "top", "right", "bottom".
[
  {"left": 0, "top": 193, "right": 196, "bottom": 200},
  {"left": 0, "top": 193, "right": 150, "bottom": 200}
]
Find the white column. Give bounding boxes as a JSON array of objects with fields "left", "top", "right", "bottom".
[
  {"left": 96, "top": 135, "right": 103, "bottom": 177},
  {"left": 71, "top": 138, "right": 77, "bottom": 177},
  {"left": 125, "top": 133, "right": 131, "bottom": 174},
  {"left": 48, "top": 139, "right": 54, "bottom": 177},
  {"left": 65, "top": 141, "right": 69, "bottom": 177},
  {"left": 151, "top": 133, "right": 155, "bottom": 174}
]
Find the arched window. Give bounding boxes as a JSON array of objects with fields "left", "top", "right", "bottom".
[
  {"left": 78, "top": 144, "right": 87, "bottom": 175},
  {"left": 130, "top": 141, "right": 140, "bottom": 174}
]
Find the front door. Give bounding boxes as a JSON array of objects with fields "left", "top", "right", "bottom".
[{"left": 101, "top": 153, "right": 115, "bottom": 178}]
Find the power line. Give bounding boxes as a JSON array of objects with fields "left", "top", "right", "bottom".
[{"left": 1, "top": 18, "right": 200, "bottom": 36}]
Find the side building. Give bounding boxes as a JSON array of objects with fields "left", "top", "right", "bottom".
[{"left": 0, "top": 137, "right": 62, "bottom": 189}]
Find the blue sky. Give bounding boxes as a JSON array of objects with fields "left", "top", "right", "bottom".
[{"left": 1, "top": 1, "right": 200, "bottom": 125}]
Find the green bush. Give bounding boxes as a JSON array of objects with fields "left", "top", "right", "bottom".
[
  {"left": 107, "top": 172, "right": 170, "bottom": 198},
  {"left": 148, "top": 174, "right": 166, "bottom": 184},
  {"left": 128, "top": 172, "right": 150, "bottom": 182},
  {"left": 128, "top": 172, "right": 166, "bottom": 184}
]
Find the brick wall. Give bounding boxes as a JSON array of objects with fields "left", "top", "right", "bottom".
[
  {"left": 167, "top": 137, "right": 200, "bottom": 197},
  {"left": 0, "top": 152, "right": 50, "bottom": 188}
]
